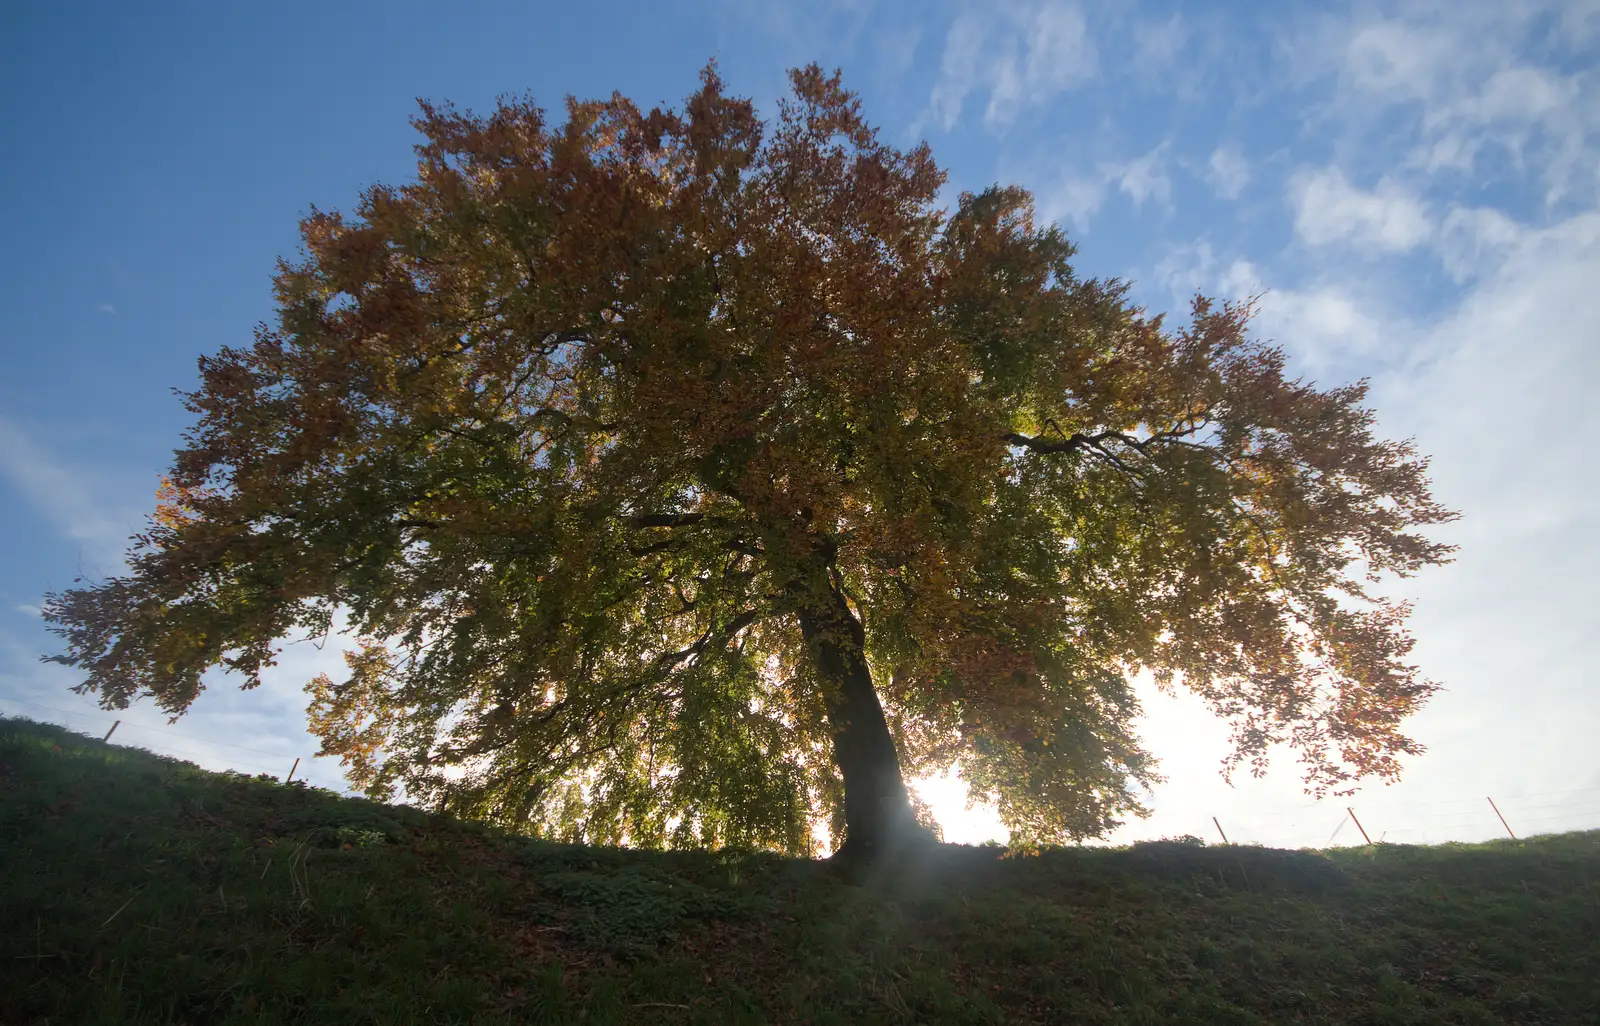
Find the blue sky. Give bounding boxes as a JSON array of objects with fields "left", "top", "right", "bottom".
[{"left": 3, "top": 0, "right": 1597, "bottom": 846}]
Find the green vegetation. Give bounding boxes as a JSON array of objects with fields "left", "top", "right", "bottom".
[
  {"left": 46, "top": 68, "right": 1458, "bottom": 861},
  {"left": 3, "top": 717, "right": 1595, "bottom": 1025}
]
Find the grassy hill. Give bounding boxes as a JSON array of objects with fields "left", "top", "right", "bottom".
[{"left": 2, "top": 717, "right": 1596, "bottom": 1025}]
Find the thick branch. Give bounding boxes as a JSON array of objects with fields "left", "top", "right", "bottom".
[
  {"left": 625, "top": 511, "right": 765, "bottom": 559},
  {"left": 1004, "top": 421, "right": 1211, "bottom": 479},
  {"left": 628, "top": 512, "right": 708, "bottom": 529},
  {"left": 1002, "top": 428, "right": 1119, "bottom": 455},
  {"left": 529, "top": 406, "right": 619, "bottom": 433}
]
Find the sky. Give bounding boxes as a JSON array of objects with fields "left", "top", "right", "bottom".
[{"left": 2, "top": 0, "right": 1597, "bottom": 850}]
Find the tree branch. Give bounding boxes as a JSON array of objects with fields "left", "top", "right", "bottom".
[
  {"left": 529, "top": 406, "right": 619, "bottom": 433},
  {"left": 1004, "top": 419, "right": 1208, "bottom": 458},
  {"left": 628, "top": 512, "right": 708, "bottom": 529},
  {"left": 1002, "top": 428, "right": 1122, "bottom": 455},
  {"left": 628, "top": 536, "right": 686, "bottom": 558}
]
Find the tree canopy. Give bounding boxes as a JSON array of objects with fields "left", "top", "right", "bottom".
[{"left": 44, "top": 66, "right": 1456, "bottom": 860}]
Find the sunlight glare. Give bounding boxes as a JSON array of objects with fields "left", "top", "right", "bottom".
[{"left": 911, "top": 764, "right": 1008, "bottom": 845}]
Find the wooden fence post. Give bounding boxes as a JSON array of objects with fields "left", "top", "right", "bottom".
[
  {"left": 1347, "top": 807, "right": 1373, "bottom": 845},
  {"left": 1487, "top": 797, "right": 1516, "bottom": 839}
]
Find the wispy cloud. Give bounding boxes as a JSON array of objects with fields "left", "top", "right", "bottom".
[
  {"left": 1032, "top": 143, "right": 1172, "bottom": 232},
  {"left": 1340, "top": 17, "right": 1453, "bottom": 101},
  {"left": 1219, "top": 259, "right": 1391, "bottom": 380},
  {"left": 1024, "top": 140, "right": 1177, "bottom": 232},
  {"left": 0, "top": 416, "right": 140, "bottom": 570},
  {"left": 1124, "top": 202, "right": 1600, "bottom": 844},
  {"left": 874, "top": 24, "right": 923, "bottom": 87},
  {"left": 1371, "top": 208, "right": 1600, "bottom": 812},
  {"left": 1205, "top": 146, "right": 1249, "bottom": 200},
  {"left": 929, "top": 11, "right": 987, "bottom": 132},
  {"left": 928, "top": 0, "right": 1097, "bottom": 132},
  {"left": 1106, "top": 143, "right": 1171, "bottom": 208},
  {"left": 1037, "top": 172, "right": 1107, "bottom": 230},
  {"left": 1, "top": 598, "right": 361, "bottom": 793},
  {"left": 1434, "top": 205, "right": 1523, "bottom": 282},
  {"left": 1290, "top": 167, "right": 1432, "bottom": 252},
  {"left": 1133, "top": 12, "right": 1186, "bottom": 66},
  {"left": 1301, "top": 2, "right": 1600, "bottom": 207},
  {"left": 0, "top": 622, "right": 356, "bottom": 793}
]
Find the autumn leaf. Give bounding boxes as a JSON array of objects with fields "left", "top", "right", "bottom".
[{"left": 42, "top": 64, "right": 1456, "bottom": 861}]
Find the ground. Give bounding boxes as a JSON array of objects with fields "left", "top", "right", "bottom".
[{"left": 2, "top": 716, "right": 1596, "bottom": 1024}]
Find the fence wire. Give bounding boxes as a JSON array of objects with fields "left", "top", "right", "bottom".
[{"left": 4, "top": 693, "right": 1596, "bottom": 848}]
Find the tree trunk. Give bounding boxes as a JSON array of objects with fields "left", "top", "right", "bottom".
[{"left": 797, "top": 573, "right": 930, "bottom": 862}]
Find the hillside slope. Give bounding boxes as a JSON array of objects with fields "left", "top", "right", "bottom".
[{"left": 2, "top": 717, "right": 1596, "bottom": 1025}]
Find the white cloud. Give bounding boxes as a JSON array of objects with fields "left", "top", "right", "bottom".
[
  {"left": 1290, "top": 167, "right": 1432, "bottom": 252},
  {"left": 1369, "top": 209, "right": 1600, "bottom": 814},
  {"left": 0, "top": 416, "right": 141, "bottom": 570},
  {"left": 1216, "top": 257, "right": 1261, "bottom": 300},
  {"left": 1134, "top": 13, "right": 1186, "bottom": 66},
  {"left": 1036, "top": 172, "right": 1107, "bottom": 230},
  {"left": 1106, "top": 143, "right": 1171, "bottom": 208},
  {"left": 1081, "top": 7, "right": 1600, "bottom": 845},
  {"left": 1341, "top": 18, "right": 1451, "bottom": 101},
  {"left": 1023, "top": 2, "right": 1095, "bottom": 94},
  {"left": 0, "top": 620, "right": 356, "bottom": 793},
  {"left": 1413, "top": 62, "right": 1590, "bottom": 193},
  {"left": 1030, "top": 143, "right": 1171, "bottom": 232},
  {"left": 1153, "top": 239, "right": 1216, "bottom": 299},
  {"left": 1219, "top": 260, "right": 1390, "bottom": 380},
  {"left": 1311, "top": 4, "right": 1600, "bottom": 205},
  {"left": 1556, "top": 0, "right": 1600, "bottom": 43},
  {"left": 95, "top": 302, "right": 116, "bottom": 315},
  {"left": 1263, "top": 286, "right": 1389, "bottom": 378},
  {"left": 1381, "top": 210, "right": 1600, "bottom": 517},
  {"left": 1152, "top": 244, "right": 1396, "bottom": 381},
  {"left": 929, "top": 12, "right": 986, "bottom": 131},
  {"left": 1104, "top": 206, "right": 1600, "bottom": 847},
  {"left": 1466, "top": 66, "right": 1572, "bottom": 123},
  {"left": 1434, "top": 205, "right": 1523, "bottom": 282},
  {"left": 3, "top": 529, "right": 361, "bottom": 794},
  {"left": 874, "top": 24, "right": 922, "bottom": 85},
  {"left": 1205, "top": 146, "right": 1249, "bottom": 200},
  {"left": 929, "top": 1, "right": 1097, "bottom": 132},
  {"left": 13, "top": 604, "right": 42, "bottom": 617}
]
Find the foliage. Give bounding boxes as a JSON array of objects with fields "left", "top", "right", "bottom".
[
  {"left": 4, "top": 719, "right": 1597, "bottom": 1025},
  {"left": 42, "top": 65, "right": 1455, "bottom": 853}
]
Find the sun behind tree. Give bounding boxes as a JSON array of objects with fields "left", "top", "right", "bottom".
[{"left": 43, "top": 65, "right": 1456, "bottom": 863}]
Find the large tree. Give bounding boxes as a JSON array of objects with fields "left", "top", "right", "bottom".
[{"left": 44, "top": 67, "right": 1455, "bottom": 862}]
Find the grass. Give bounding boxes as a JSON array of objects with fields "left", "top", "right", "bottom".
[{"left": 1, "top": 716, "right": 1596, "bottom": 1025}]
